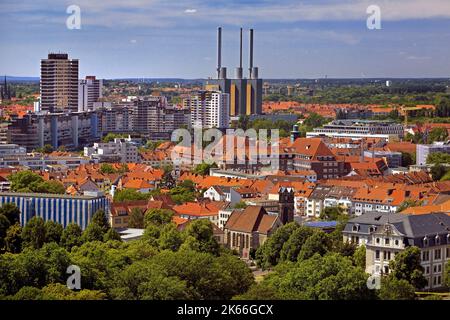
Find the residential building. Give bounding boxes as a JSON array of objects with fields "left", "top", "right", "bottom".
[
  {"left": 364, "top": 150, "right": 402, "bottom": 168},
  {"left": 84, "top": 138, "right": 139, "bottom": 163},
  {"left": 288, "top": 138, "right": 347, "bottom": 179},
  {"left": 40, "top": 53, "right": 79, "bottom": 113},
  {"left": 0, "top": 191, "right": 108, "bottom": 230},
  {"left": 203, "top": 185, "right": 242, "bottom": 206},
  {"left": 0, "top": 144, "right": 27, "bottom": 157},
  {"left": 7, "top": 111, "right": 101, "bottom": 151},
  {"left": 78, "top": 76, "right": 103, "bottom": 111},
  {"left": 343, "top": 212, "right": 450, "bottom": 289},
  {"left": 416, "top": 142, "right": 450, "bottom": 166},
  {"left": 305, "top": 185, "right": 332, "bottom": 217},
  {"left": 186, "top": 90, "right": 230, "bottom": 129}
]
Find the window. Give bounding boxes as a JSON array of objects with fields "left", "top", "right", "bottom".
[
  {"left": 435, "top": 249, "right": 441, "bottom": 260},
  {"left": 422, "top": 250, "right": 429, "bottom": 261},
  {"left": 375, "top": 250, "right": 380, "bottom": 260},
  {"left": 425, "top": 266, "right": 430, "bottom": 275},
  {"left": 383, "top": 265, "right": 389, "bottom": 274},
  {"left": 435, "top": 235, "right": 441, "bottom": 245},
  {"left": 376, "top": 238, "right": 380, "bottom": 244},
  {"left": 385, "top": 238, "right": 390, "bottom": 245},
  {"left": 423, "top": 236, "right": 429, "bottom": 247},
  {"left": 395, "top": 239, "right": 399, "bottom": 246},
  {"left": 447, "top": 247, "right": 450, "bottom": 259}
]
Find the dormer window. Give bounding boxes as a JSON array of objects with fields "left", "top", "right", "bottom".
[
  {"left": 369, "top": 226, "right": 377, "bottom": 233},
  {"left": 352, "top": 224, "right": 360, "bottom": 232},
  {"left": 447, "top": 234, "right": 450, "bottom": 244},
  {"left": 423, "top": 236, "right": 429, "bottom": 247},
  {"left": 435, "top": 235, "right": 440, "bottom": 245}
]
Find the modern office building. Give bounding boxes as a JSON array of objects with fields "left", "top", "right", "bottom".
[
  {"left": 40, "top": 53, "right": 79, "bottom": 113},
  {"left": 206, "top": 27, "right": 262, "bottom": 116},
  {"left": 416, "top": 142, "right": 450, "bottom": 165},
  {"left": 78, "top": 76, "right": 103, "bottom": 111},
  {"left": 186, "top": 90, "right": 230, "bottom": 129},
  {"left": 307, "top": 120, "right": 404, "bottom": 140},
  {"left": 7, "top": 111, "right": 101, "bottom": 151},
  {"left": 0, "top": 191, "right": 109, "bottom": 230}
]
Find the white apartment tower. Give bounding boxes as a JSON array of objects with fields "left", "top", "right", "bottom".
[
  {"left": 78, "top": 76, "right": 103, "bottom": 112},
  {"left": 186, "top": 91, "right": 230, "bottom": 129}
]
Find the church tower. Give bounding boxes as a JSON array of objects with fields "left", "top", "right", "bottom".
[{"left": 278, "top": 187, "right": 295, "bottom": 224}]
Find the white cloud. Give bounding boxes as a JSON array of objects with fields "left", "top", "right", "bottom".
[{"left": 2, "top": 0, "right": 450, "bottom": 29}]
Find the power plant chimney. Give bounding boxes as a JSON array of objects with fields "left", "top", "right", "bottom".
[
  {"left": 235, "top": 28, "right": 243, "bottom": 79},
  {"left": 217, "top": 27, "right": 222, "bottom": 79},
  {"left": 249, "top": 28, "right": 253, "bottom": 78}
]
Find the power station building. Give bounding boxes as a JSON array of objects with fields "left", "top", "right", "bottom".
[{"left": 207, "top": 27, "right": 263, "bottom": 116}]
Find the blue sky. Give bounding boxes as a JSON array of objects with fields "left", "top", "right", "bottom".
[{"left": 1, "top": 0, "right": 450, "bottom": 79}]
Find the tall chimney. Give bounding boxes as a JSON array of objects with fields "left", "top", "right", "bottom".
[
  {"left": 240, "top": 27, "right": 243, "bottom": 69},
  {"left": 217, "top": 27, "right": 222, "bottom": 79},
  {"left": 249, "top": 28, "right": 254, "bottom": 78},
  {"left": 235, "top": 28, "right": 243, "bottom": 79}
]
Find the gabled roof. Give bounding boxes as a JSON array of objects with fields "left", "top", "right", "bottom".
[
  {"left": 289, "top": 138, "right": 335, "bottom": 160},
  {"left": 224, "top": 206, "right": 278, "bottom": 234}
]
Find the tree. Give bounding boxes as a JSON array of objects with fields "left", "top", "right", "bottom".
[
  {"left": 389, "top": 246, "right": 428, "bottom": 290},
  {"left": 401, "top": 152, "right": 415, "bottom": 167},
  {"left": 233, "top": 283, "right": 281, "bottom": 300},
  {"left": 100, "top": 163, "right": 116, "bottom": 174},
  {"left": 279, "top": 226, "right": 314, "bottom": 262},
  {"left": 352, "top": 245, "right": 366, "bottom": 269},
  {"left": 4, "top": 223, "right": 22, "bottom": 253},
  {"left": 91, "top": 209, "right": 109, "bottom": 231},
  {"left": 0, "top": 203, "right": 20, "bottom": 225},
  {"left": 0, "top": 214, "right": 11, "bottom": 250},
  {"left": 192, "top": 162, "right": 217, "bottom": 176},
  {"left": 298, "top": 230, "right": 332, "bottom": 261},
  {"left": 8, "top": 171, "right": 43, "bottom": 192},
  {"left": 9, "top": 286, "right": 45, "bottom": 300},
  {"left": 81, "top": 223, "right": 105, "bottom": 242},
  {"left": 128, "top": 208, "right": 145, "bottom": 228},
  {"left": 320, "top": 206, "right": 344, "bottom": 221},
  {"left": 60, "top": 223, "right": 83, "bottom": 250},
  {"left": 44, "top": 220, "right": 63, "bottom": 244},
  {"left": 103, "top": 228, "right": 122, "bottom": 242},
  {"left": 181, "top": 219, "right": 220, "bottom": 255},
  {"left": 8, "top": 171, "right": 64, "bottom": 194},
  {"left": 430, "top": 165, "right": 448, "bottom": 181},
  {"left": 21, "top": 216, "right": 46, "bottom": 249},
  {"left": 303, "top": 112, "right": 327, "bottom": 128},
  {"left": 144, "top": 209, "right": 173, "bottom": 227},
  {"left": 444, "top": 261, "right": 450, "bottom": 288},
  {"left": 114, "top": 189, "right": 151, "bottom": 202},
  {"left": 263, "top": 253, "right": 375, "bottom": 300},
  {"left": 378, "top": 275, "right": 416, "bottom": 300},
  {"left": 110, "top": 261, "right": 190, "bottom": 300},
  {"left": 33, "top": 180, "right": 65, "bottom": 194},
  {"left": 427, "top": 152, "right": 450, "bottom": 165},
  {"left": 169, "top": 180, "right": 197, "bottom": 204},
  {"left": 158, "top": 223, "right": 183, "bottom": 251},
  {"left": 428, "top": 127, "right": 448, "bottom": 143},
  {"left": 256, "top": 222, "right": 299, "bottom": 268}
]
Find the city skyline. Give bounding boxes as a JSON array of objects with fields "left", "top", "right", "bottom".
[{"left": 1, "top": 0, "right": 450, "bottom": 79}]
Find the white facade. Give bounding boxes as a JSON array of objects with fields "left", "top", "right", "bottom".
[
  {"left": 305, "top": 198, "right": 324, "bottom": 217},
  {"left": 187, "top": 91, "right": 230, "bottom": 129},
  {"left": 78, "top": 76, "right": 103, "bottom": 112},
  {"left": 84, "top": 138, "right": 139, "bottom": 163},
  {"left": 203, "top": 186, "right": 241, "bottom": 206},
  {"left": 218, "top": 209, "right": 234, "bottom": 229}
]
